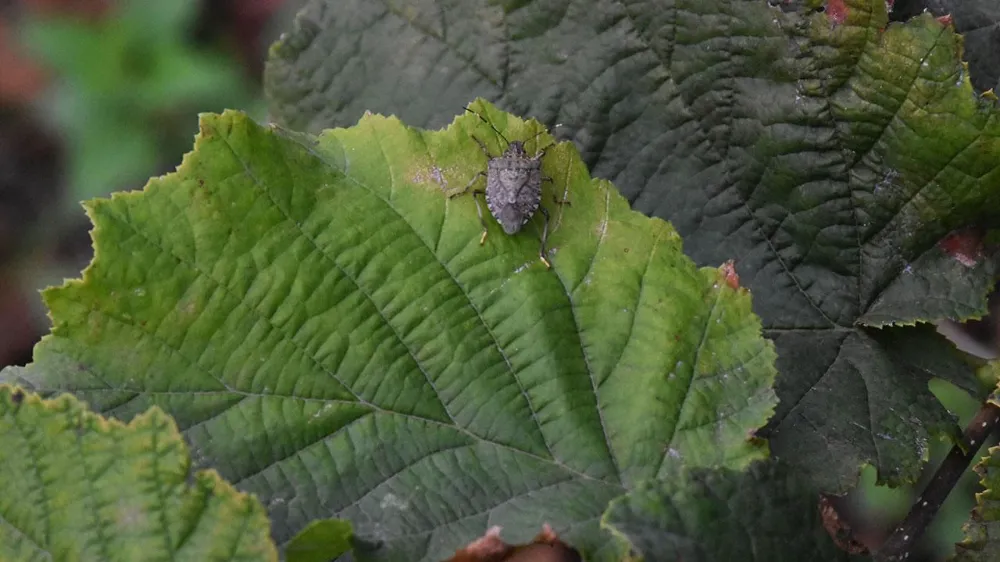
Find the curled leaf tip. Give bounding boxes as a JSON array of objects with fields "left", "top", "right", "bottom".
[
  {"left": 720, "top": 260, "right": 740, "bottom": 290},
  {"left": 935, "top": 13, "right": 954, "bottom": 27},
  {"left": 446, "top": 524, "right": 581, "bottom": 562},
  {"left": 940, "top": 229, "right": 985, "bottom": 268},
  {"left": 819, "top": 495, "right": 869, "bottom": 555},
  {"left": 826, "top": 0, "right": 848, "bottom": 25}
]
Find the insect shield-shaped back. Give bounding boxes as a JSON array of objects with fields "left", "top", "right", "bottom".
[
  {"left": 448, "top": 107, "right": 567, "bottom": 268},
  {"left": 485, "top": 140, "right": 544, "bottom": 235}
]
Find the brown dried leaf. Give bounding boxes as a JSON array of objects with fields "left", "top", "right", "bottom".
[{"left": 445, "top": 524, "right": 581, "bottom": 562}]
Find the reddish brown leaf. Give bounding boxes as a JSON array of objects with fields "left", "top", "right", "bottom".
[
  {"left": 819, "top": 495, "right": 869, "bottom": 555},
  {"left": 827, "top": 0, "right": 849, "bottom": 25},
  {"left": 0, "top": 19, "right": 46, "bottom": 103},
  {"left": 19, "top": 0, "right": 111, "bottom": 19},
  {"left": 939, "top": 229, "right": 984, "bottom": 268},
  {"left": 446, "top": 524, "right": 581, "bottom": 562},
  {"left": 720, "top": 259, "right": 740, "bottom": 290}
]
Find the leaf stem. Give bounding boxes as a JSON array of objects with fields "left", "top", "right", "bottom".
[{"left": 875, "top": 401, "right": 1000, "bottom": 561}]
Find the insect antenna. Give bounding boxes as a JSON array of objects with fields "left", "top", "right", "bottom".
[
  {"left": 522, "top": 128, "right": 550, "bottom": 151},
  {"left": 465, "top": 107, "right": 510, "bottom": 145}
]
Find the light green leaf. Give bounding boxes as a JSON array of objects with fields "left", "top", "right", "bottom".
[
  {"left": 286, "top": 519, "right": 353, "bottom": 562},
  {"left": 955, "top": 444, "right": 1000, "bottom": 560},
  {"left": 602, "top": 461, "right": 855, "bottom": 562},
  {"left": 7, "top": 101, "right": 778, "bottom": 560},
  {"left": 0, "top": 385, "right": 277, "bottom": 562},
  {"left": 264, "top": 0, "right": 1000, "bottom": 493},
  {"left": 892, "top": 0, "right": 1000, "bottom": 92}
]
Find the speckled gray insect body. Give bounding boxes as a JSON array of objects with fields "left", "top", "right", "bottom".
[
  {"left": 450, "top": 108, "right": 565, "bottom": 268},
  {"left": 484, "top": 139, "right": 544, "bottom": 235}
]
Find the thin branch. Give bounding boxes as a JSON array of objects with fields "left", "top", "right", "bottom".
[{"left": 875, "top": 401, "right": 1000, "bottom": 561}]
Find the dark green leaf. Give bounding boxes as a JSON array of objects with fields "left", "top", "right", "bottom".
[{"left": 602, "top": 461, "right": 856, "bottom": 562}]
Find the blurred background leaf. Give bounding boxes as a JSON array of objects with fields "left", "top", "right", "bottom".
[
  {"left": 19, "top": 0, "right": 261, "bottom": 203},
  {"left": 0, "top": 0, "right": 298, "bottom": 370}
]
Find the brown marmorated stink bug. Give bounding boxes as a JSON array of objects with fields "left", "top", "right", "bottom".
[{"left": 448, "top": 107, "right": 568, "bottom": 268}]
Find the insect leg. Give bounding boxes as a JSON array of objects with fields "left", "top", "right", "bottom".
[
  {"left": 470, "top": 135, "right": 491, "bottom": 158},
  {"left": 449, "top": 173, "right": 489, "bottom": 244},
  {"left": 449, "top": 171, "right": 487, "bottom": 199},
  {"left": 538, "top": 206, "right": 552, "bottom": 268},
  {"left": 471, "top": 189, "right": 489, "bottom": 245},
  {"left": 537, "top": 176, "right": 570, "bottom": 207}
]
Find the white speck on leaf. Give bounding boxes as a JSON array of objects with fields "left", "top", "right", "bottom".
[
  {"left": 380, "top": 494, "right": 409, "bottom": 511},
  {"left": 310, "top": 403, "right": 335, "bottom": 421}
]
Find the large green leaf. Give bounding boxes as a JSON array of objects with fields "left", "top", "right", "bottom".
[
  {"left": 4, "top": 103, "right": 778, "bottom": 560},
  {"left": 602, "top": 461, "right": 855, "bottom": 562},
  {"left": 265, "top": 0, "right": 1000, "bottom": 492},
  {"left": 0, "top": 385, "right": 277, "bottom": 562}
]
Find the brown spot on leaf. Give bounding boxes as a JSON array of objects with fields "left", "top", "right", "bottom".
[
  {"left": 819, "top": 495, "right": 869, "bottom": 555},
  {"left": 936, "top": 13, "right": 953, "bottom": 26},
  {"left": 719, "top": 260, "right": 740, "bottom": 289},
  {"left": 11, "top": 389, "right": 24, "bottom": 404},
  {"left": 446, "top": 524, "right": 581, "bottom": 562},
  {"left": 939, "top": 229, "right": 984, "bottom": 268},
  {"left": 826, "top": 0, "right": 848, "bottom": 25}
]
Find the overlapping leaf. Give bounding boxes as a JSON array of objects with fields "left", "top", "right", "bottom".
[
  {"left": 0, "top": 385, "right": 277, "bottom": 562},
  {"left": 602, "top": 461, "right": 856, "bottom": 562},
  {"left": 3, "top": 102, "right": 778, "bottom": 560},
  {"left": 265, "top": 0, "right": 1000, "bottom": 491},
  {"left": 955, "top": 442, "right": 1000, "bottom": 560},
  {"left": 891, "top": 0, "right": 1000, "bottom": 92}
]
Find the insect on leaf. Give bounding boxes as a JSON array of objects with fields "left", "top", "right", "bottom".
[
  {"left": 5, "top": 102, "right": 778, "bottom": 560},
  {"left": 265, "top": 0, "right": 1000, "bottom": 493}
]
